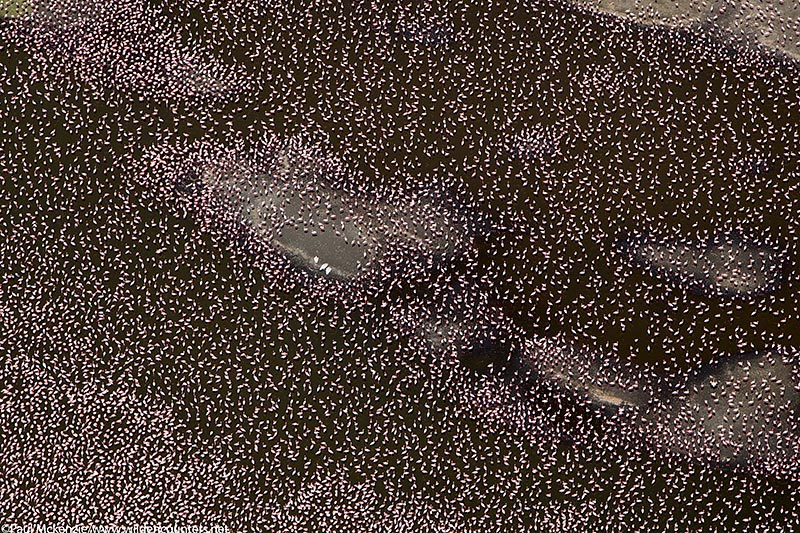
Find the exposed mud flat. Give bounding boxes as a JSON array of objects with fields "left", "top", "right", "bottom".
[
  {"left": 639, "top": 348, "right": 800, "bottom": 475},
  {"left": 725, "top": 1, "right": 800, "bottom": 61},
  {"left": 0, "top": 0, "right": 30, "bottom": 18},
  {"left": 398, "top": 288, "right": 658, "bottom": 447},
  {"left": 517, "top": 328, "right": 800, "bottom": 473},
  {"left": 521, "top": 333, "right": 800, "bottom": 476},
  {"left": 573, "top": 0, "right": 718, "bottom": 29},
  {"left": 199, "top": 162, "right": 377, "bottom": 279},
  {"left": 433, "top": 315, "right": 800, "bottom": 477},
  {"left": 618, "top": 230, "right": 789, "bottom": 298},
  {"left": 154, "top": 140, "right": 474, "bottom": 283},
  {"left": 570, "top": 0, "right": 800, "bottom": 60},
  {"left": 521, "top": 335, "right": 659, "bottom": 411}
]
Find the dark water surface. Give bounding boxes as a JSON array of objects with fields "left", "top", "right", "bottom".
[{"left": 2, "top": 0, "right": 799, "bottom": 530}]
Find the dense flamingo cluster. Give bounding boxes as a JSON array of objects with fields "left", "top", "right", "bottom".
[
  {"left": 1, "top": 0, "right": 799, "bottom": 531},
  {"left": 4, "top": 0, "right": 253, "bottom": 103}
]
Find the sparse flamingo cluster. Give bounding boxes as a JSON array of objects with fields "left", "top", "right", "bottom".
[{"left": 1, "top": 0, "right": 799, "bottom": 531}]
